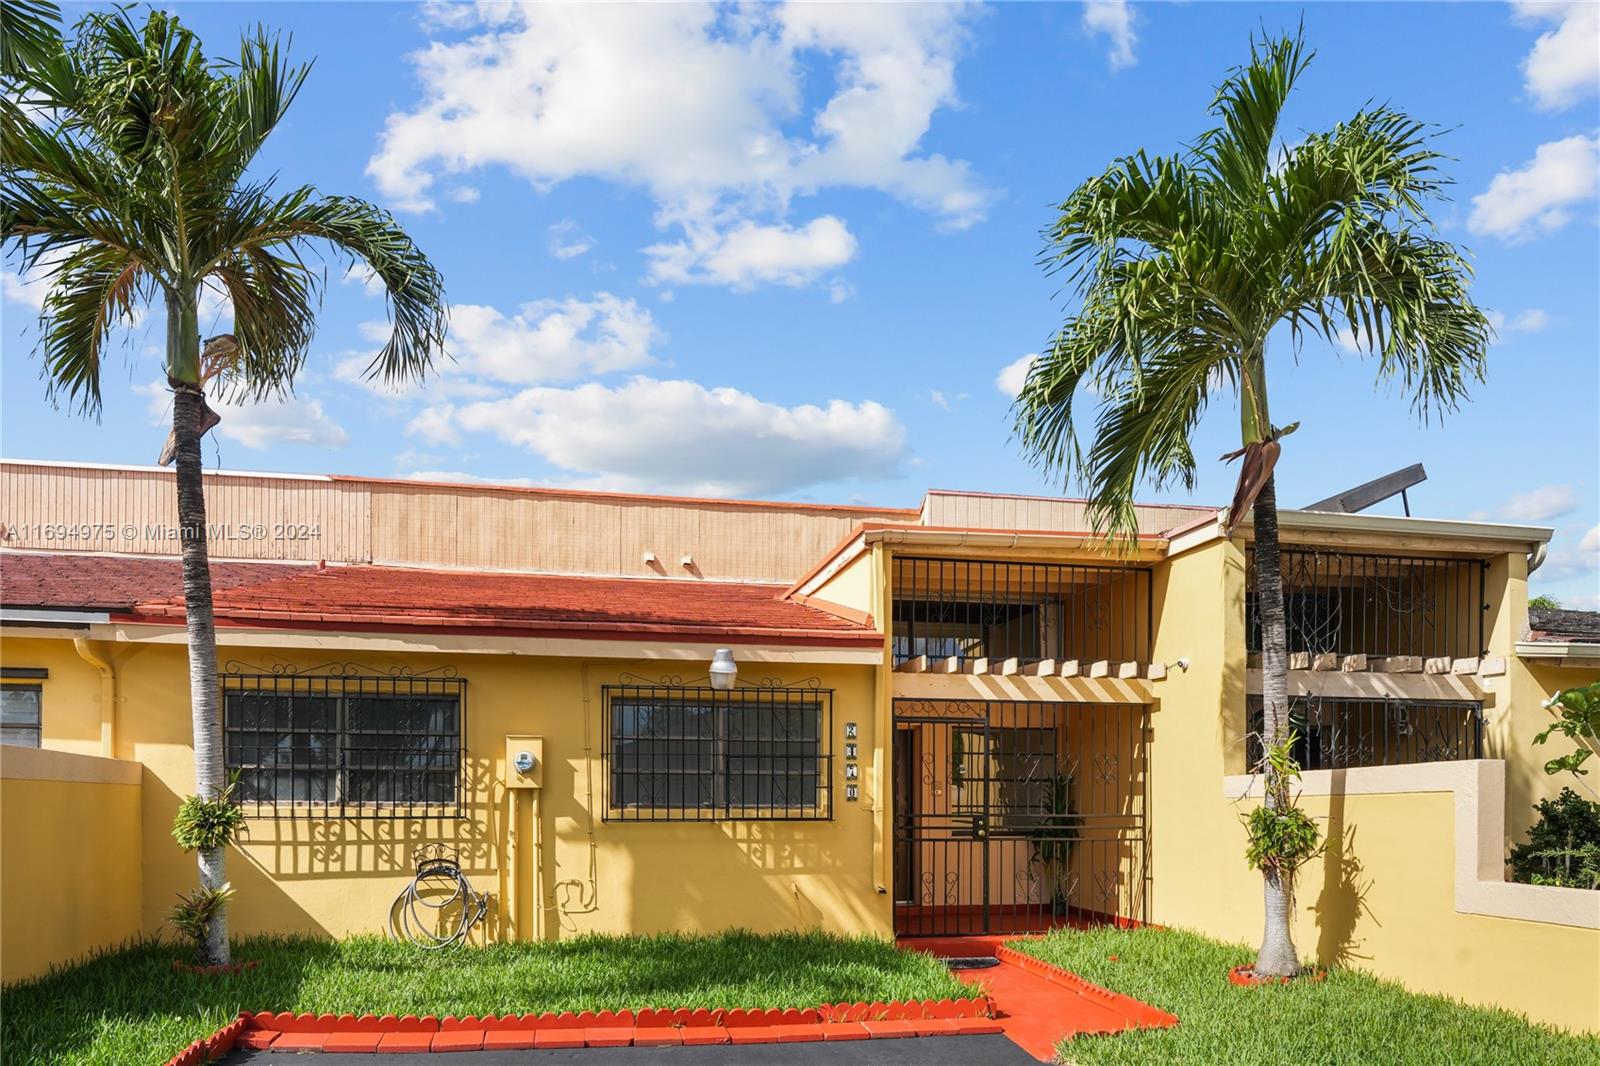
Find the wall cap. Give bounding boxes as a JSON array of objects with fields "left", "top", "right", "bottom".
[{"left": 1, "top": 744, "right": 141, "bottom": 785}]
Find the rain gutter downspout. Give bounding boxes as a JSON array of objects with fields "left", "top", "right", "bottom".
[{"left": 72, "top": 637, "right": 117, "bottom": 757}]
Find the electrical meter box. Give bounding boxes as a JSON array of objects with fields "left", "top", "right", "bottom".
[{"left": 504, "top": 735, "right": 544, "bottom": 789}]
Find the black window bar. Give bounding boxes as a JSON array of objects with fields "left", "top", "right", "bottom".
[
  {"left": 1246, "top": 547, "right": 1486, "bottom": 660},
  {"left": 602, "top": 682, "right": 833, "bottom": 822},
  {"left": 892, "top": 557, "right": 1152, "bottom": 667},
  {"left": 221, "top": 664, "right": 466, "bottom": 820},
  {"left": 1245, "top": 695, "right": 1483, "bottom": 771}
]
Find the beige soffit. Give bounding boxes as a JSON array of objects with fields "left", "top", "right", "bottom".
[{"left": 1224, "top": 759, "right": 1600, "bottom": 930}]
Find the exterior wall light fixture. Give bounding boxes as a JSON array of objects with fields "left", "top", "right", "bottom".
[{"left": 709, "top": 648, "right": 737, "bottom": 691}]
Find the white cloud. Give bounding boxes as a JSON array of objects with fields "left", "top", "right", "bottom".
[
  {"left": 1487, "top": 307, "right": 1552, "bottom": 335},
  {"left": 1580, "top": 523, "right": 1600, "bottom": 554},
  {"left": 645, "top": 216, "right": 856, "bottom": 289},
  {"left": 367, "top": 2, "right": 989, "bottom": 289},
  {"left": 1083, "top": 0, "right": 1137, "bottom": 71},
  {"left": 827, "top": 279, "right": 855, "bottom": 304},
  {"left": 1468, "top": 134, "right": 1599, "bottom": 241},
  {"left": 405, "top": 470, "right": 539, "bottom": 488},
  {"left": 930, "top": 390, "right": 951, "bottom": 411},
  {"left": 340, "top": 263, "right": 387, "bottom": 297},
  {"left": 137, "top": 380, "right": 349, "bottom": 451},
  {"left": 1, "top": 266, "right": 50, "bottom": 311},
  {"left": 1514, "top": 1, "right": 1599, "bottom": 110},
  {"left": 447, "top": 292, "right": 659, "bottom": 384},
  {"left": 1500, "top": 483, "right": 1577, "bottom": 521},
  {"left": 454, "top": 376, "right": 906, "bottom": 496},
  {"left": 406, "top": 403, "right": 459, "bottom": 446},
  {"left": 548, "top": 220, "right": 593, "bottom": 260},
  {"left": 996, "top": 354, "right": 1036, "bottom": 397},
  {"left": 447, "top": 186, "right": 481, "bottom": 204}
]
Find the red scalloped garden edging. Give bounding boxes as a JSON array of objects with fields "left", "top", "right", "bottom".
[
  {"left": 162, "top": 997, "right": 1001, "bottom": 1064},
  {"left": 994, "top": 946, "right": 1180, "bottom": 1031},
  {"left": 1227, "top": 964, "right": 1328, "bottom": 987}
]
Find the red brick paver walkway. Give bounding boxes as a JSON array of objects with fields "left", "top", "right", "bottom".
[{"left": 900, "top": 936, "right": 1177, "bottom": 1062}]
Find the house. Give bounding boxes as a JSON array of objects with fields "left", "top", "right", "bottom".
[{"left": 1, "top": 458, "right": 1596, "bottom": 1032}]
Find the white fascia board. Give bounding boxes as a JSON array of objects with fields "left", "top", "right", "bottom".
[
  {"left": 1268, "top": 509, "right": 1553, "bottom": 547},
  {"left": 1515, "top": 641, "right": 1600, "bottom": 662},
  {"left": 0, "top": 608, "right": 111, "bottom": 626}
]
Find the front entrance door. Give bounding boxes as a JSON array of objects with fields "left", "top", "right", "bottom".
[{"left": 892, "top": 700, "right": 1148, "bottom": 937}]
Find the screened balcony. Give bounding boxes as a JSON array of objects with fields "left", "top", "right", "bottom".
[
  {"left": 891, "top": 557, "right": 1151, "bottom": 669},
  {"left": 1246, "top": 548, "right": 1486, "bottom": 662},
  {"left": 1245, "top": 694, "right": 1483, "bottom": 771}
]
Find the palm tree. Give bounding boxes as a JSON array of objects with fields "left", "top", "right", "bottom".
[
  {"left": 2, "top": 9, "right": 447, "bottom": 964},
  {"left": 1012, "top": 31, "right": 1489, "bottom": 977}
]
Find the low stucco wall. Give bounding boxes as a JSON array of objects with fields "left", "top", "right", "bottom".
[
  {"left": 1203, "top": 762, "right": 1600, "bottom": 1034},
  {"left": 1, "top": 746, "right": 144, "bottom": 984}
]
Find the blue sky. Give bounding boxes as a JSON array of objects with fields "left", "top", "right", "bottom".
[{"left": 3, "top": 2, "right": 1597, "bottom": 605}]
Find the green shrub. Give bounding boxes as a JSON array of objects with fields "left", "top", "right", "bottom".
[
  {"left": 170, "top": 775, "right": 246, "bottom": 852},
  {"left": 1509, "top": 787, "right": 1600, "bottom": 890},
  {"left": 166, "top": 883, "right": 233, "bottom": 962}
]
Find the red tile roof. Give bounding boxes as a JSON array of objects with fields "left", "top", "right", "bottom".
[
  {"left": 0, "top": 551, "right": 879, "bottom": 646},
  {"left": 0, "top": 552, "right": 307, "bottom": 611}
]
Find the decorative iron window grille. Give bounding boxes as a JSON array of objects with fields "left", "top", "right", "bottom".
[
  {"left": 1245, "top": 695, "right": 1482, "bottom": 771},
  {"left": 221, "top": 664, "right": 466, "bottom": 819},
  {"left": 1245, "top": 548, "right": 1486, "bottom": 659},
  {"left": 892, "top": 558, "right": 1152, "bottom": 667},
  {"left": 602, "top": 682, "right": 833, "bottom": 822}
]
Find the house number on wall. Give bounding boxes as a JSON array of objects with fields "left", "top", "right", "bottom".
[{"left": 843, "top": 722, "right": 859, "bottom": 800}]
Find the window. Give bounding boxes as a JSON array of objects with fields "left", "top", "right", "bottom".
[
  {"left": 221, "top": 670, "right": 465, "bottom": 818},
  {"left": 604, "top": 685, "right": 833, "bottom": 821},
  {"left": 1, "top": 684, "right": 42, "bottom": 747}
]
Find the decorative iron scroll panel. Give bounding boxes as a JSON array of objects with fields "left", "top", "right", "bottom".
[
  {"left": 1245, "top": 695, "right": 1483, "bottom": 771},
  {"left": 892, "top": 558, "right": 1152, "bottom": 668},
  {"left": 220, "top": 664, "right": 466, "bottom": 820},
  {"left": 602, "top": 684, "right": 834, "bottom": 822},
  {"left": 1246, "top": 548, "right": 1486, "bottom": 660},
  {"left": 892, "top": 700, "right": 1148, "bottom": 937}
]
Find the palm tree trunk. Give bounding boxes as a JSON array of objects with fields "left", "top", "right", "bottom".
[
  {"left": 1251, "top": 473, "right": 1300, "bottom": 977},
  {"left": 168, "top": 291, "right": 230, "bottom": 967}
]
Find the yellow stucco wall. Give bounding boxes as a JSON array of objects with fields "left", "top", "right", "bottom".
[
  {"left": 0, "top": 747, "right": 144, "bottom": 983},
  {"left": 1144, "top": 540, "right": 1600, "bottom": 1034},
  {"left": 0, "top": 635, "right": 888, "bottom": 945}
]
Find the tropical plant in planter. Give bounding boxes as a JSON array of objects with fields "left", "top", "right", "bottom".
[{"left": 1027, "top": 773, "right": 1077, "bottom": 918}]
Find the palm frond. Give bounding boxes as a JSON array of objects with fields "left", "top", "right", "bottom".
[
  {"left": 0, "top": 0, "right": 61, "bottom": 78},
  {"left": 36, "top": 243, "right": 152, "bottom": 414},
  {"left": 206, "top": 187, "right": 447, "bottom": 389},
  {"left": 1193, "top": 29, "right": 1312, "bottom": 200}
]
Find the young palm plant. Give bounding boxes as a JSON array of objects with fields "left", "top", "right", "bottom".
[
  {"left": 1012, "top": 32, "right": 1489, "bottom": 977},
  {"left": 1, "top": 10, "right": 447, "bottom": 964}
]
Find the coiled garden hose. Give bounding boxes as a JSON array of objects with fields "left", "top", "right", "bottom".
[{"left": 388, "top": 850, "right": 490, "bottom": 949}]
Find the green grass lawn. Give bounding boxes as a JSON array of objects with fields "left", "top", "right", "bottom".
[
  {"left": 0, "top": 931, "right": 967, "bottom": 1066},
  {"left": 1009, "top": 926, "right": 1600, "bottom": 1066}
]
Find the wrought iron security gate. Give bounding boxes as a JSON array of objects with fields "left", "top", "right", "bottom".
[{"left": 892, "top": 700, "right": 1147, "bottom": 937}]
